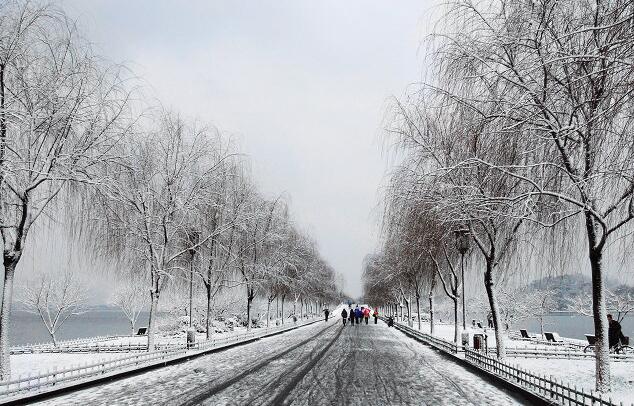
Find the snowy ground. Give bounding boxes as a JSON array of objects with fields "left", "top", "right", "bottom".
[
  {"left": 32, "top": 318, "right": 526, "bottom": 405},
  {"left": 9, "top": 319, "right": 316, "bottom": 379},
  {"left": 507, "top": 357, "right": 634, "bottom": 405},
  {"left": 404, "top": 319, "right": 585, "bottom": 349},
  {"left": 403, "top": 319, "right": 634, "bottom": 404}
]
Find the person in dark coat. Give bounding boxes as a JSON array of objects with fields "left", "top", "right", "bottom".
[
  {"left": 349, "top": 308, "right": 355, "bottom": 326},
  {"left": 608, "top": 314, "right": 625, "bottom": 349},
  {"left": 341, "top": 308, "right": 348, "bottom": 326},
  {"left": 324, "top": 308, "right": 330, "bottom": 322},
  {"left": 354, "top": 306, "right": 362, "bottom": 325}
]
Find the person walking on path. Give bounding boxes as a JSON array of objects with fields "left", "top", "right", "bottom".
[
  {"left": 373, "top": 307, "right": 379, "bottom": 324},
  {"left": 363, "top": 307, "right": 370, "bottom": 325},
  {"left": 608, "top": 314, "right": 626, "bottom": 349},
  {"left": 349, "top": 308, "right": 355, "bottom": 326},
  {"left": 341, "top": 308, "right": 348, "bottom": 326},
  {"left": 355, "top": 306, "right": 362, "bottom": 325},
  {"left": 324, "top": 308, "right": 330, "bottom": 322}
]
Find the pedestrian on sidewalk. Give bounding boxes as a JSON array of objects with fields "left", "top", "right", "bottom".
[
  {"left": 324, "top": 308, "right": 330, "bottom": 322},
  {"left": 354, "top": 306, "right": 362, "bottom": 325},
  {"left": 349, "top": 308, "right": 355, "bottom": 326},
  {"left": 341, "top": 308, "right": 348, "bottom": 326},
  {"left": 373, "top": 307, "right": 379, "bottom": 324},
  {"left": 363, "top": 307, "right": 370, "bottom": 324}
]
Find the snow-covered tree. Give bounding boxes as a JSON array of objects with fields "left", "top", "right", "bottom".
[
  {"left": 111, "top": 276, "right": 148, "bottom": 335},
  {"left": 571, "top": 288, "right": 634, "bottom": 324},
  {"left": 19, "top": 272, "right": 87, "bottom": 346},
  {"left": 422, "top": 0, "right": 634, "bottom": 391},
  {"left": 0, "top": 1, "right": 132, "bottom": 377},
  {"left": 91, "top": 112, "right": 230, "bottom": 350}
]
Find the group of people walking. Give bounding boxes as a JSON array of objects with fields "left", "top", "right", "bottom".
[{"left": 340, "top": 305, "right": 378, "bottom": 326}]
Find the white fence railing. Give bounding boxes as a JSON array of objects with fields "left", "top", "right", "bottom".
[
  {"left": 504, "top": 346, "right": 634, "bottom": 362},
  {"left": 12, "top": 339, "right": 194, "bottom": 355},
  {"left": 10, "top": 336, "right": 125, "bottom": 354},
  {"left": 0, "top": 348, "right": 187, "bottom": 399},
  {"left": 0, "top": 316, "right": 322, "bottom": 401}
]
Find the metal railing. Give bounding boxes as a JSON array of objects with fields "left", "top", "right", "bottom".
[
  {"left": 465, "top": 348, "right": 632, "bottom": 406},
  {"left": 0, "top": 347, "right": 187, "bottom": 398},
  {"left": 504, "top": 346, "right": 634, "bottom": 362},
  {"left": 0, "top": 315, "right": 322, "bottom": 401},
  {"left": 10, "top": 335, "right": 124, "bottom": 354}
]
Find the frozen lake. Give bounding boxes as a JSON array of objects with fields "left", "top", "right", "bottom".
[
  {"left": 10, "top": 309, "right": 150, "bottom": 346},
  {"left": 522, "top": 313, "right": 634, "bottom": 340}
]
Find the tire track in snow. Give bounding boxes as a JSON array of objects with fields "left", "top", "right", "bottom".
[
  {"left": 240, "top": 324, "right": 343, "bottom": 406},
  {"left": 389, "top": 326, "right": 478, "bottom": 404},
  {"left": 265, "top": 324, "right": 344, "bottom": 405},
  {"left": 174, "top": 322, "right": 338, "bottom": 406}
]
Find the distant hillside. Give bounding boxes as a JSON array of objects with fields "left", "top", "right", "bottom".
[{"left": 526, "top": 274, "right": 633, "bottom": 311}]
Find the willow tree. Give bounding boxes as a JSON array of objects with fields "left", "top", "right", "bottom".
[
  {"left": 92, "top": 112, "right": 230, "bottom": 350},
  {"left": 0, "top": 1, "right": 131, "bottom": 378},
  {"left": 387, "top": 87, "right": 532, "bottom": 359},
  {"left": 434, "top": 0, "right": 634, "bottom": 390}
]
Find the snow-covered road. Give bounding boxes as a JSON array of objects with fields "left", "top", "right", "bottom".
[{"left": 34, "top": 319, "right": 526, "bottom": 405}]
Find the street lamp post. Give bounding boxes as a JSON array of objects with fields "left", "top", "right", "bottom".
[{"left": 454, "top": 228, "right": 471, "bottom": 330}]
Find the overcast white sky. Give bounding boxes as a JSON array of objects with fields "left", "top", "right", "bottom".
[{"left": 59, "top": 1, "right": 438, "bottom": 297}]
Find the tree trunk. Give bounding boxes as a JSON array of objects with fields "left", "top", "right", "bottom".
[
  {"left": 0, "top": 260, "right": 16, "bottom": 379},
  {"left": 429, "top": 294, "right": 435, "bottom": 335},
  {"left": 416, "top": 294, "right": 421, "bottom": 331},
  {"left": 453, "top": 297, "right": 460, "bottom": 344},
  {"left": 147, "top": 290, "right": 159, "bottom": 352},
  {"left": 51, "top": 331, "right": 57, "bottom": 347},
  {"left": 246, "top": 288, "right": 254, "bottom": 331},
  {"left": 484, "top": 261, "right": 505, "bottom": 359},
  {"left": 205, "top": 283, "right": 212, "bottom": 339},
  {"left": 266, "top": 297, "right": 272, "bottom": 328},
  {"left": 429, "top": 274, "right": 436, "bottom": 335},
  {"left": 587, "top": 228, "right": 610, "bottom": 392},
  {"left": 281, "top": 295, "right": 285, "bottom": 325},
  {"left": 131, "top": 319, "right": 135, "bottom": 336},
  {"left": 406, "top": 297, "right": 411, "bottom": 322}
]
